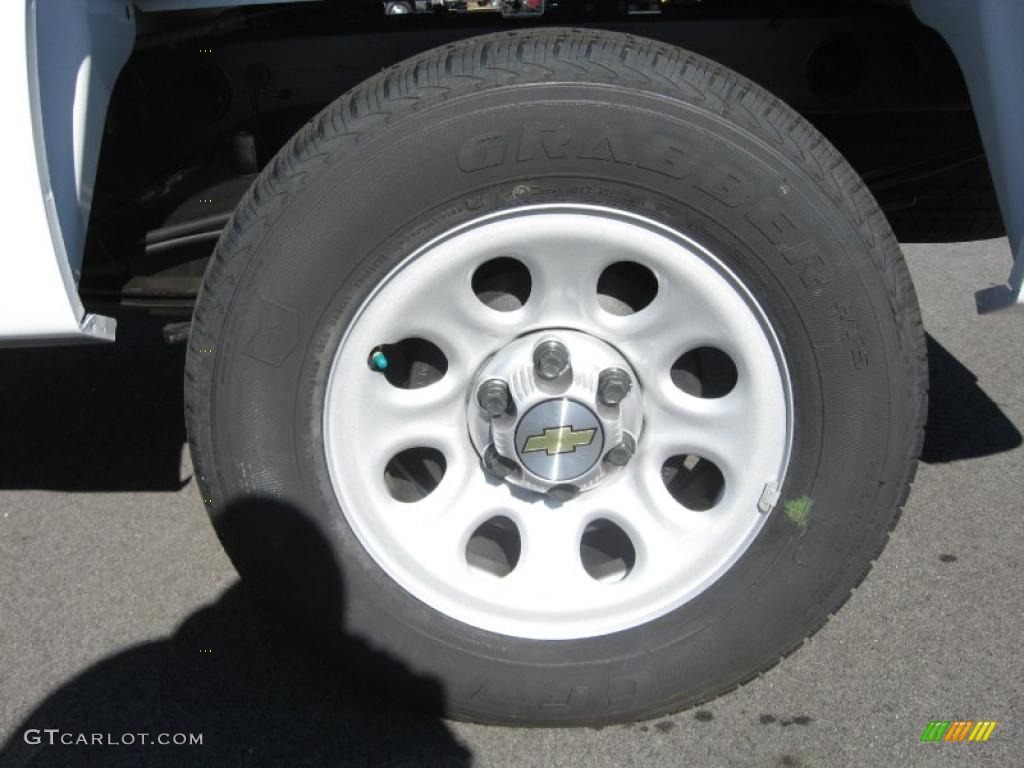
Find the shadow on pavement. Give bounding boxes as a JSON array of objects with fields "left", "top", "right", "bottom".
[
  {"left": 0, "top": 318, "right": 187, "bottom": 492},
  {"left": 921, "top": 334, "right": 1022, "bottom": 463},
  {"left": 0, "top": 496, "right": 471, "bottom": 768}
]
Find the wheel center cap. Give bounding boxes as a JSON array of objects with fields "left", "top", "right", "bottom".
[
  {"left": 515, "top": 399, "right": 604, "bottom": 481},
  {"left": 467, "top": 329, "right": 643, "bottom": 498}
]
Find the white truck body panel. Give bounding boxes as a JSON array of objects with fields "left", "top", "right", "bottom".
[{"left": 0, "top": 1, "right": 132, "bottom": 346}]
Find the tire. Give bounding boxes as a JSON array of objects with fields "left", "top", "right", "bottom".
[{"left": 185, "top": 28, "right": 926, "bottom": 725}]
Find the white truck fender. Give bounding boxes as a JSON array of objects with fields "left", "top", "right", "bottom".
[{"left": 0, "top": 1, "right": 133, "bottom": 346}]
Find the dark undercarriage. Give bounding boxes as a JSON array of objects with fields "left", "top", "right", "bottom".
[{"left": 81, "top": 0, "right": 1001, "bottom": 318}]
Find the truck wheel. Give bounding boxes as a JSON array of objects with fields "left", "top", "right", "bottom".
[{"left": 185, "top": 28, "right": 926, "bottom": 725}]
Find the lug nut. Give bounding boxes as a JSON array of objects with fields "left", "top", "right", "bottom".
[
  {"left": 598, "top": 367, "right": 632, "bottom": 406},
  {"left": 548, "top": 484, "right": 580, "bottom": 503},
  {"left": 604, "top": 433, "right": 636, "bottom": 467},
  {"left": 483, "top": 444, "right": 518, "bottom": 479},
  {"left": 476, "top": 378, "right": 510, "bottom": 417},
  {"left": 533, "top": 339, "right": 571, "bottom": 381}
]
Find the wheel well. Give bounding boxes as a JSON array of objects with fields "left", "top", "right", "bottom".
[{"left": 80, "top": 0, "right": 998, "bottom": 316}]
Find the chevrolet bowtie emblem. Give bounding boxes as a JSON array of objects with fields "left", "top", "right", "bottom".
[{"left": 523, "top": 426, "right": 597, "bottom": 456}]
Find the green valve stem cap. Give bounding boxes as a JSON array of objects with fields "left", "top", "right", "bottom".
[{"left": 370, "top": 350, "right": 389, "bottom": 371}]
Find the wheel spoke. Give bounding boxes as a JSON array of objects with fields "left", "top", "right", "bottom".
[
  {"left": 504, "top": 507, "right": 592, "bottom": 594},
  {"left": 347, "top": 285, "right": 500, "bottom": 382},
  {"left": 391, "top": 289, "right": 508, "bottom": 372},
  {"left": 331, "top": 369, "right": 466, "bottom": 460},
  {"left": 517, "top": 247, "right": 606, "bottom": 328},
  {"left": 389, "top": 467, "right": 510, "bottom": 574},
  {"left": 645, "top": 365, "right": 788, "bottom": 498},
  {"left": 578, "top": 466, "right": 703, "bottom": 560},
  {"left": 647, "top": 392, "right": 749, "bottom": 479}
]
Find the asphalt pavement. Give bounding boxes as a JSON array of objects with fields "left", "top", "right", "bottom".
[{"left": 0, "top": 239, "right": 1021, "bottom": 767}]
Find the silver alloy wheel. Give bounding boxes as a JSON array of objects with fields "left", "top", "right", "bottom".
[{"left": 323, "top": 204, "right": 793, "bottom": 640}]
